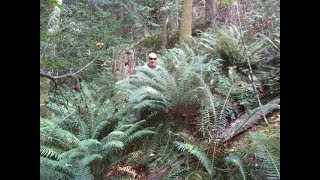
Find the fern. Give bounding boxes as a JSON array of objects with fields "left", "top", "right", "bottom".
[
  {"left": 40, "top": 146, "right": 64, "bottom": 159},
  {"left": 166, "top": 166, "right": 189, "bottom": 180},
  {"left": 249, "top": 132, "right": 280, "bottom": 180},
  {"left": 40, "top": 157, "right": 74, "bottom": 180},
  {"left": 80, "top": 154, "right": 103, "bottom": 166},
  {"left": 73, "top": 163, "right": 94, "bottom": 180},
  {"left": 174, "top": 141, "right": 213, "bottom": 175},
  {"left": 127, "top": 130, "right": 156, "bottom": 143},
  {"left": 102, "top": 140, "right": 124, "bottom": 151},
  {"left": 225, "top": 153, "right": 251, "bottom": 180}
]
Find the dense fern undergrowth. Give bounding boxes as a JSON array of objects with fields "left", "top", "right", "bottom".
[{"left": 41, "top": 0, "right": 279, "bottom": 179}]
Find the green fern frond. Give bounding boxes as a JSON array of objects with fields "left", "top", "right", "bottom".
[
  {"left": 225, "top": 154, "right": 251, "bottom": 180},
  {"left": 102, "top": 140, "right": 124, "bottom": 151},
  {"left": 58, "top": 148, "right": 85, "bottom": 161},
  {"left": 73, "top": 164, "right": 94, "bottom": 180},
  {"left": 91, "top": 121, "right": 111, "bottom": 139},
  {"left": 104, "top": 130, "right": 126, "bottom": 141},
  {"left": 40, "top": 157, "right": 73, "bottom": 180},
  {"left": 67, "top": 151, "right": 86, "bottom": 160},
  {"left": 116, "top": 124, "right": 134, "bottom": 131},
  {"left": 40, "top": 146, "right": 63, "bottom": 159},
  {"left": 80, "top": 154, "right": 103, "bottom": 166},
  {"left": 126, "top": 130, "right": 156, "bottom": 143},
  {"left": 79, "top": 139, "right": 101, "bottom": 150},
  {"left": 133, "top": 99, "right": 167, "bottom": 111},
  {"left": 124, "top": 120, "right": 146, "bottom": 135},
  {"left": 174, "top": 141, "right": 213, "bottom": 175},
  {"left": 167, "top": 166, "right": 189, "bottom": 180},
  {"left": 249, "top": 132, "right": 280, "bottom": 179},
  {"left": 41, "top": 127, "right": 80, "bottom": 150}
]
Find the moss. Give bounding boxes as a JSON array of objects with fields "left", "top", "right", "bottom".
[
  {"left": 40, "top": 78, "right": 50, "bottom": 104},
  {"left": 133, "top": 34, "right": 163, "bottom": 51},
  {"left": 167, "top": 30, "right": 180, "bottom": 49}
]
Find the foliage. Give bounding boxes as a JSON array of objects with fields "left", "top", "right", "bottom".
[
  {"left": 116, "top": 53, "right": 206, "bottom": 116},
  {"left": 41, "top": 82, "right": 156, "bottom": 179},
  {"left": 225, "top": 153, "right": 252, "bottom": 180},
  {"left": 248, "top": 132, "right": 280, "bottom": 179},
  {"left": 40, "top": 0, "right": 280, "bottom": 179}
]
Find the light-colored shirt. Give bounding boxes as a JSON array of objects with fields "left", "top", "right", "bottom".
[{"left": 142, "top": 64, "right": 164, "bottom": 73}]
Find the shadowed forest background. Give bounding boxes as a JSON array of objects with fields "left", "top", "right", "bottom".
[{"left": 40, "top": 0, "right": 280, "bottom": 179}]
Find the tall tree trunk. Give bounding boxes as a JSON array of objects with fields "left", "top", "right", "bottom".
[
  {"left": 161, "top": 11, "right": 169, "bottom": 49},
  {"left": 179, "top": 0, "right": 193, "bottom": 45},
  {"left": 41, "top": 0, "right": 63, "bottom": 117},
  {"left": 46, "top": 0, "right": 63, "bottom": 61},
  {"left": 205, "top": 0, "right": 216, "bottom": 27}
]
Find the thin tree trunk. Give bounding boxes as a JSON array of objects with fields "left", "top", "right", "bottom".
[
  {"left": 161, "top": 12, "right": 169, "bottom": 49},
  {"left": 179, "top": 0, "right": 193, "bottom": 44},
  {"left": 205, "top": 0, "right": 216, "bottom": 27},
  {"left": 46, "top": 0, "right": 63, "bottom": 61}
]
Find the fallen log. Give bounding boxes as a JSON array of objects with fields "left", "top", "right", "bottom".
[
  {"left": 146, "top": 167, "right": 170, "bottom": 180},
  {"left": 218, "top": 98, "right": 280, "bottom": 143}
]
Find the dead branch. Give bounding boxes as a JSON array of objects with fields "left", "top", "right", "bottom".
[
  {"left": 218, "top": 98, "right": 280, "bottom": 144},
  {"left": 40, "top": 60, "right": 95, "bottom": 87}
]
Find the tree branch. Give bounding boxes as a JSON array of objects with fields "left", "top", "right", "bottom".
[{"left": 40, "top": 60, "right": 95, "bottom": 86}]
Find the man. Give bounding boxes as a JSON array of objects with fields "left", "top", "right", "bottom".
[
  {"left": 132, "top": 52, "right": 165, "bottom": 121},
  {"left": 142, "top": 52, "right": 164, "bottom": 72}
]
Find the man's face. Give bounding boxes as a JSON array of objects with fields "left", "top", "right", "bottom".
[{"left": 147, "top": 54, "right": 157, "bottom": 68}]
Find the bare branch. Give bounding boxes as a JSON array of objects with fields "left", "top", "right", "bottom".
[{"left": 40, "top": 60, "right": 95, "bottom": 86}]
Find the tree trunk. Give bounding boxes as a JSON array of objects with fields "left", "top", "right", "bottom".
[
  {"left": 46, "top": 0, "right": 63, "bottom": 61},
  {"left": 161, "top": 12, "right": 169, "bottom": 49},
  {"left": 41, "top": 0, "right": 63, "bottom": 116},
  {"left": 179, "top": 0, "right": 193, "bottom": 45},
  {"left": 205, "top": 0, "right": 216, "bottom": 27}
]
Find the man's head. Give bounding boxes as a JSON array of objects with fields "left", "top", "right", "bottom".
[{"left": 147, "top": 52, "right": 158, "bottom": 68}]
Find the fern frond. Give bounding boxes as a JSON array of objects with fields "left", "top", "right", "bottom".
[
  {"left": 174, "top": 141, "right": 213, "bottom": 175},
  {"left": 249, "top": 132, "right": 280, "bottom": 180},
  {"left": 58, "top": 148, "right": 85, "bottom": 161},
  {"left": 102, "top": 140, "right": 124, "bottom": 151},
  {"left": 167, "top": 166, "right": 189, "bottom": 180},
  {"left": 133, "top": 99, "right": 167, "bottom": 111},
  {"left": 124, "top": 120, "right": 146, "bottom": 135},
  {"left": 126, "top": 130, "right": 155, "bottom": 143},
  {"left": 91, "top": 121, "right": 111, "bottom": 139},
  {"left": 225, "top": 154, "right": 251, "bottom": 180},
  {"left": 104, "top": 130, "right": 126, "bottom": 141},
  {"left": 40, "top": 157, "right": 73, "bottom": 180},
  {"left": 80, "top": 154, "right": 103, "bottom": 166},
  {"left": 40, "top": 145, "right": 63, "bottom": 159},
  {"left": 79, "top": 139, "right": 101, "bottom": 151},
  {"left": 73, "top": 164, "right": 94, "bottom": 180}
]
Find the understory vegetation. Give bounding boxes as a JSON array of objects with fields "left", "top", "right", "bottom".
[{"left": 40, "top": 0, "right": 279, "bottom": 179}]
